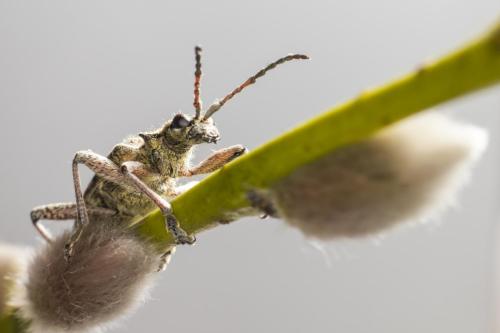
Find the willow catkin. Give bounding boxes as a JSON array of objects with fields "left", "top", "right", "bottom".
[
  {"left": 0, "top": 244, "right": 30, "bottom": 316},
  {"left": 264, "top": 112, "right": 488, "bottom": 239},
  {"left": 15, "top": 219, "right": 164, "bottom": 333}
]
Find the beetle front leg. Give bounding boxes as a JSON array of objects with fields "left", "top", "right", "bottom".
[
  {"left": 181, "top": 144, "right": 247, "bottom": 176},
  {"left": 66, "top": 150, "right": 127, "bottom": 261},
  {"left": 121, "top": 161, "right": 195, "bottom": 245}
]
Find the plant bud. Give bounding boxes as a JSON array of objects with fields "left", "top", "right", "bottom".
[
  {"left": 264, "top": 112, "right": 488, "bottom": 239},
  {"left": 0, "top": 244, "right": 30, "bottom": 316},
  {"left": 15, "top": 220, "right": 163, "bottom": 333}
]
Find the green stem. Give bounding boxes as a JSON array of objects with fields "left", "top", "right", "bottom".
[
  {"left": 138, "top": 21, "right": 500, "bottom": 247},
  {"left": 0, "top": 312, "right": 28, "bottom": 333}
]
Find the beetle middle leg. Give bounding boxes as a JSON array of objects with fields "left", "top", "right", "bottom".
[
  {"left": 30, "top": 202, "right": 115, "bottom": 243},
  {"left": 121, "top": 161, "right": 195, "bottom": 245},
  {"left": 69, "top": 150, "right": 194, "bottom": 261}
]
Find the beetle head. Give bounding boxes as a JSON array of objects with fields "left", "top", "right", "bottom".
[{"left": 163, "top": 113, "right": 220, "bottom": 146}]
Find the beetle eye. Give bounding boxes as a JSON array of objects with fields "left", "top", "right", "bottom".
[{"left": 171, "top": 115, "right": 190, "bottom": 129}]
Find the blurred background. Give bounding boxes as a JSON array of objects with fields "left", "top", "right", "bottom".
[{"left": 0, "top": 1, "right": 499, "bottom": 332}]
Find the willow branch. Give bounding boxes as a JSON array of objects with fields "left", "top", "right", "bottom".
[{"left": 137, "top": 21, "right": 500, "bottom": 247}]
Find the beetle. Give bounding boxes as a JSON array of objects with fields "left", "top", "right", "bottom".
[{"left": 30, "top": 46, "right": 309, "bottom": 264}]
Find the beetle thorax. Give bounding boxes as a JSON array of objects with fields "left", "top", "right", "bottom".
[{"left": 143, "top": 135, "right": 193, "bottom": 178}]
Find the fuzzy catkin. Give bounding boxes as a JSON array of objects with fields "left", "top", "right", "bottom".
[
  {"left": 0, "top": 244, "right": 30, "bottom": 316},
  {"left": 18, "top": 220, "right": 162, "bottom": 333},
  {"left": 268, "top": 112, "right": 488, "bottom": 239}
]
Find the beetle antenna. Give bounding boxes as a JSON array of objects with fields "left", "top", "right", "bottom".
[
  {"left": 203, "top": 53, "right": 309, "bottom": 119},
  {"left": 193, "top": 45, "right": 203, "bottom": 119}
]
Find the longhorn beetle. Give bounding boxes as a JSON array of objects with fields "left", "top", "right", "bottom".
[{"left": 30, "top": 46, "right": 309, "bottom": 263}]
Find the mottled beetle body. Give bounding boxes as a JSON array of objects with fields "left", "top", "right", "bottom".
[
  {"left": 83, "top": 115, "right": 220, "bottom": 218},
  {"left": 30, "top": 47, "right": 309, "bottom": 264}
]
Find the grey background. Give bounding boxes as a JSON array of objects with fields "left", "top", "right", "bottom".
[{"left": 1, "top": 1, "right": 500, "bottom": 332}]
